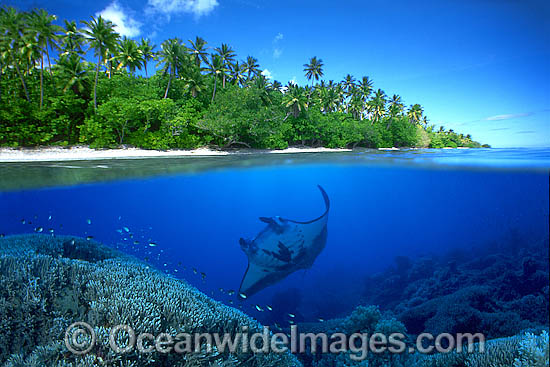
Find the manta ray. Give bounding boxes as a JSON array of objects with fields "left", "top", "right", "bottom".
[{"left": 238, "top": 185, "right": 330, "bottom": 297}]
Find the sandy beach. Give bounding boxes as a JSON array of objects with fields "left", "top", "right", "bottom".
[{"left": 0, "top": 146, "right": 353, "bottom": 162}]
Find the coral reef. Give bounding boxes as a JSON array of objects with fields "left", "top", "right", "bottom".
[
  {"left": 362, "top": 235, "right": 549, "bottom": 339},
  {"left": 0, "top": 234, "right": 302, "bottom": 367}
]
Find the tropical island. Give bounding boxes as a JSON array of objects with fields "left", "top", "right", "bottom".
[{"left": 0, "top": 7, "right": 488, "bottom": 152}]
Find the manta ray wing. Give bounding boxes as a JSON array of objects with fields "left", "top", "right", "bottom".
[{"left": 238, "top": 185, "right": 330, "bottom": 297}]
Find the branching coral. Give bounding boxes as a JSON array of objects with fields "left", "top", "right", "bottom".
[{"left": 0, "top": 234, "right": 302, "bottom": 367}]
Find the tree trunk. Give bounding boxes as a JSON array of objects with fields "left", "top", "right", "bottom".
[
  {"left": 40, "top": 55, "right": 44, "bottom": 109},
  {"left": 164, "top": 66, "right": 172, "bottom": 99},
  {"left": 211, "top": 75, "right": 217, "bottom": 103},
  {"left": 93, "top": 55, "right": 100, "bottom": 111},
  {"left": 46, "top": 45, "right": 53, "bottom": 79},
  {"left": 11, "top": 50, "right": 30, "bottom": 102},
  {"left": 144, "top": 61, "right": 148, "bottom": 77}
]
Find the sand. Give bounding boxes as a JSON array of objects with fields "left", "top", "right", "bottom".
[{"left": 0, "top": 146, "right": 353, "bottom": 162}]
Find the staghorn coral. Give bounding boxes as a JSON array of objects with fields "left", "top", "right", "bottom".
[
  {"left": 410, "top": 331, "right": 550, "bottom": 367},
  {"left": 0, "top": 234, "right": 301, "bottom": 367},
  {"left": 513, "top": 330, "right": 549, "bottom": 367}
]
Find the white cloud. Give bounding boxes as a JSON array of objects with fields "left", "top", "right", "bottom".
[
  {"left": 97, "top": 2, "right": 142, "bottom": 38},
  {"left": 147, "top": 0, "right": 219, "bottom": 17},
  {"left": 261, "top": 69, "right": 273, "bottom": 80},
  {"left": 272, "top": 32, "right": 283, "bottom": 58},
  {"left": 484, "top": 113, "right": 531, "bottom": 121}
]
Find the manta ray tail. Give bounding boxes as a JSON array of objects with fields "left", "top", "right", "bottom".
[{"left": 317, "top": 185, "right": 330, "bottom": 213}]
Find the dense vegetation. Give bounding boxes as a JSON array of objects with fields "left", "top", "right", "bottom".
[{"left": 0, "top": 7, "right": 487, "bottom": 150}]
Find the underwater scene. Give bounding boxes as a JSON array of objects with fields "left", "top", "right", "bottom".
[{"left": 0, "top": 148, "right": 549, "bottom": 367}]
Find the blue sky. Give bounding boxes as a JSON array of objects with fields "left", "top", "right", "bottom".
[{"left": 4, "top": 0, "right": 550, "bottom": 147}]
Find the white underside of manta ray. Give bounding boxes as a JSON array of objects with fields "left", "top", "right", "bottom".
[{"left": 238, "top": 185, "right": 330, "bottom": 297}]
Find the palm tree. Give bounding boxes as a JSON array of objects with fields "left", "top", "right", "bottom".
[
  {"left": 407, "top": 104, "right": 423, "bottom": 125},
  {"left": 348, "top": 92, "right": 365, "bottom": 120},
  {"left": 358, "top": 76, "right": 373, "bottom": 101},
  {"left": 57, "top": 53, "right": 89, "bottom": 95},
  {"left": 28, "top": 9, "right": 61, "bottom": 78},
  {"left": 58, "top": 20, "right": 84, "bottom": 56},
  {"left": 204, "top": 54, "right": 225, "bottom": 102},
  {"left": 230, "top": 60, "right": 247, "bottom": 87},
  {"left": 0, "top": 7, "right": 30, "bottom": 102},
  {"left": 282, "top": 84, "right": 308, "bottom": 119},
  {"left": 388, "top": 95, "right": 404, "bottom": 116},
  {"left": 138, "top": 38, "right": 155, "bottom": 77},
  {"left": 243, "top": 56, "right": 259, "bottom": 82},
  {"left": 116, "top": 36, "right": 144, "bottom": 74},
  {"left": 422, "top": 116, "right": 429, "bottom": 128},
  {"left": 214, "top": 43, "right": 235, "bottom": 88},
  {"left": 367, "top": 89, "right": 387, "bottom": 123},
  {"left": 188, "top": 36, "right": 208, "bottom": 68},
  {"left": 157, "top": 38, "right": 184, "bottom": 98},
  {"left": 318, "top": 86, "right": 339, "bottom": 113},
  {"left": 342, "top": 74, "right": 356, "bottom": 97},
  {"left": 183, "top": 69, "right": 205, "bottom": 98},
  {"left": 271, "top": 80, "right": 282, "bottom": 91},
  {"left": 81, "top": 15, "right": 119, "bottom": 110},
  {"left": 303, "top": 56, "right": 323, "bottom": 86}
]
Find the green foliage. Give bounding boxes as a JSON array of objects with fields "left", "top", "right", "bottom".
[
  {"left": 199, "top": 85, "right": 289, "bottom": 149},
  {"left": 0, "top": 6, "right": 483, "bottom": 150}
]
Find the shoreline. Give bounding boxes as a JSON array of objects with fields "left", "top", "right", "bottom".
[{"left": 0, "top": 146, "right": 354, "bottom": 163}]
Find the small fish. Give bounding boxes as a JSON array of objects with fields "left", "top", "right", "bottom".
[
  {"left": 317, "top": 318, "right": 325, "bottom": 322},
  {"left": 21, "top": 219, "right": 26, "bottom": 224},
  {"left": 289, "top": 320, "right": 295, "bottom": 325},
  {"left": 49, "top": 228, "right": 54, "bottom": 233},
  {"left": 274, "top": 323, "right": 281, "bottom": 330},
  {"left": 288, "top": 313, "right": 295, "bottom": 318},
  {"left": 117, "top": 229, "right": 123, "bottom": 234},
  {"left": 266, "top": 305, "right": 273, "bottom": 311},
  {"left": 255, "top": 305, "right": 264, "bottom": 312},
  {"left": 0, "top": 234, "right": 4, "bottom": 238},
  {"left": 163, "top": 263, "right": 167, "bottom": 267},
  {"left": 87, "top": 219, "right": 92, "bottom": 225},
  {"left": 200, "top": 272, "right": 207, "bottom": 280},
  {"left": 133, "top": 241, "right": 139, "bottom": 245},
  {"left": 118, "top": 216, "right": 122, "bottom": 220},
  {"left": 148, "top": 242, "right": 157, "bottom": 247},
  {"left": 35, "top": 227, "right": 43, "bottom": 233},
  {"left": 219, "top": 288, "right": 224, "bottom": 293},
  {"left": 123, "top": 227, "right": 130, "bottom": 233},
  {"left": 48, "top": 215, "right": 52, "bottom": 220},
  {"left": 174, "top": 269, "right": 178, "bottom": 273},
  {"left": 86, "top": 236, "right": 93, "bottom": 241},
  {"left": 227, "top": 290, "right": 236, "bottom": 296},
  {"left": 229, "top": 300, "right": 234, "bottom": 305},
  {"left": 239, "top": 293, "right": 247, "bottom": 300},
  {"left": 192, "top": 268, "right": 198, "bottom": 275}
]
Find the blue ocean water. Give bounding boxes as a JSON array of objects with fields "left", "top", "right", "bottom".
[{"left": 0, "top": 148, "right": 549, "bottom": 328}]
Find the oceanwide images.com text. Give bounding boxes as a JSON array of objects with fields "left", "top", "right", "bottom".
[{"left": 65, "top": 322, "right": 486, "bottom": 361}]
